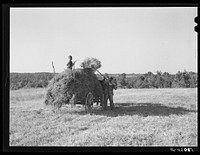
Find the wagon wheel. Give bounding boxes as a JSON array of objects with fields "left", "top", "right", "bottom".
[{"left": 85, "top": 92, "right": 93, "bottom": 114}]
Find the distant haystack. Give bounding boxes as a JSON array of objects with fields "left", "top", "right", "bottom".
[{"left": 44, "top": 68, "right": 103, "bottom": 110}]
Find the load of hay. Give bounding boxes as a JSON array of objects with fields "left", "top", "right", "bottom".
[{"left": 44, "top": 68, "right": 104, "bottom": 109}]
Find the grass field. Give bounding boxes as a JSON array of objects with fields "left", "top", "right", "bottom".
[{"left": 9, "top": 88, "right": 198, "bottom": 146}]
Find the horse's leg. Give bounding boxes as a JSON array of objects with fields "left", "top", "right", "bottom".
[
  {"left": 103, "top": 93, "right": 108, "bottom": 110},
  {"left": 109, "top": 93, "right": 114, "bottom": 110}
]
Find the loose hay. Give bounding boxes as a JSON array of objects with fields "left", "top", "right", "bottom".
[{"left": 44, "top": 68, "right": 103, "bottom": 109}]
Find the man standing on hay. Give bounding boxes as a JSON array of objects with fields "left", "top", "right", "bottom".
[
  {"left": 66, "top": 55, "right": 77, "bottom": 79},
  {"left": 66, "top": 55, "right": 75, "bottom": 70}
]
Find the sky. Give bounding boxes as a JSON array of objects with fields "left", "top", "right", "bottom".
[{"left": 10, "top": 7, "right": 197, "bottom": 74}]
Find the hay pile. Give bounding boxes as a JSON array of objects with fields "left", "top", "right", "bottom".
[{"left": 44, "top": 68, "right": 103, "bottom": 108}]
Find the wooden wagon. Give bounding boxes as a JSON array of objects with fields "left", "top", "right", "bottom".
[{"left": 70, "top": 68, "right": 105, "bottom": 113}]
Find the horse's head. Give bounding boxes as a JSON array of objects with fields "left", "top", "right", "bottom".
[{"left": 109, "top": 77, "right": 117, "bottom": 90}]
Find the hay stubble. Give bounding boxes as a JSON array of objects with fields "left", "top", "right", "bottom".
[{"left": 10, "top": 88, "right": 197, "bottom": 146}]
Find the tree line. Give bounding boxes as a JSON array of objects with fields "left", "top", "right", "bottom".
[
  {"left": 10, "top": 72, "right": 55, "bottom": 90},
  {"left": 117, "top": 70, "right": 198, "bottom": 89},
  {"left": 10, "top": 70, "right": 197, "bottom": 90}
]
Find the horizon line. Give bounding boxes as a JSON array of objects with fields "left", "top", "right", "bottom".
[{"left": 10, "top": 69, "right": 197, "bottom": 75}]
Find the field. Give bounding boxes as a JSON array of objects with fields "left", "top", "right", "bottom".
[{"left": 10, "top": 88, "right": 197, "bottom": 146}]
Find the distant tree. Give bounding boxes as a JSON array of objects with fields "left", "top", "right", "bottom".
[
  {"left": 126, "top": 77, "right": 135, "bottom": 88},
  {"left": 188, "top": 77, "right": 196, "bottom": 88},
  {"left": 146, "top": 72, "right": 156, "bottom": 88},
  {"left": 140, "top": 75, "right": 145, "bottom": 81},
  {"left": 162, "top": 72, "right": 172, "bottom": 88},
  {"left": 154, "top": 71, "right": 164, "bottom": 88},
  {"left": 134, "top": 75, "right": 145, "bottom": 88},
  {"left": 175, "top": 71, "right": 182, "bottom": 82},
  {"left": 140, "top": 77, "right": 150, "bottom": 88},
  {"left": 156, "top": 70, "right": 162, "bottom": 76},
  {"left": 171, "top": 70, "right": 196, "bottom": 88},
  {"left": 188, "top": 71, "right": 197, "bottom": 88},
  {"left": 135, "top": 79, "right": 142, "bottom": 88},
  {"left": 42, "top": 80, "right": 49, "bottom": 87},
  {"left": 119, "top": 73, "right": 127, "bottom": 88},
  {"left": 148, "top": 72, "right": 153, "bottom": 76},
  {"left": 179, "top": 70, "right": 188, "bottom": 87}
]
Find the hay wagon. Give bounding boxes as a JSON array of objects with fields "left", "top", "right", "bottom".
[{"left": 44, "top": 68, "right": 104, "bottom": 113}]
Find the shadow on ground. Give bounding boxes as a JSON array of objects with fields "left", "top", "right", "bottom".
[
  {"left": 57, "top": 102, "right": 197, "bottom": 117},
  {"left": 68, "top": 102, "right": 197, "bottom": 117}
]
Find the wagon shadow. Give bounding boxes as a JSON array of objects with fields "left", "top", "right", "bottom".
[{"left": 91, "top": 102, "right": 197, "bottom": 117}]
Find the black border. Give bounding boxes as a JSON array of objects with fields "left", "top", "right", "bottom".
[
  {"left": 2, "top": 3, "right": 10, "bottom": 153},
  {"left": 5, "top": 146, "right": 199, "bottom": 152},
  {"left": 2, "top": 2, "right": 198, "bottom": 152},
  {"left": 5, "top": 3, "right": 200, "bottom": 7}
]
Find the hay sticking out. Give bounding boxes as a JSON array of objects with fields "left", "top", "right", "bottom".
[{"left": 44, "top": 68, "right": 103, "bottom": 108}]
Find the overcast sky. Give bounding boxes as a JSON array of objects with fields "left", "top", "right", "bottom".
[{"left": 10, "top": 7, "right": 197, "bottom": 74}]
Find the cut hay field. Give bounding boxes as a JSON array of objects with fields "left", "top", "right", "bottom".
[{"left": 10, "top": 88, "right": 198, "bottom": 146}]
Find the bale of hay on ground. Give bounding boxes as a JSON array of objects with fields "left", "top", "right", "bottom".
[{"left": 44, "top": 68, "right": 103, "bottom": 108}]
